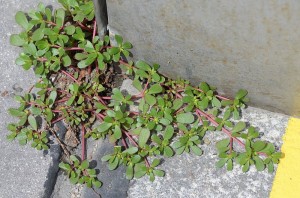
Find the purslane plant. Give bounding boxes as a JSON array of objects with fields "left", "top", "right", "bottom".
[{"left": 8, "top": 0, "right": 282, "bottom": 190}]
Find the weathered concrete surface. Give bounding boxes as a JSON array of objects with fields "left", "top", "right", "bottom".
[
  {"left": 52, "top": 137, "right": 129, "bottom": 198},
  {"left": 81, "top": 140, "right": 129, "bottom": 198},
  {"left": 127, "top": 107, "right": 289, "bottom": 198},
  {"left": 52, "top": 80, "right": 137, "bottom": 198},
  {"left": 0, "top": 0, "right": 60, "bottom": 197},
  {"left": 107, "top": 0, "right": 300, "bottom": 116}
]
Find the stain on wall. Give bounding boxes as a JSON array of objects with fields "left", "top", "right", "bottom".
[{"left": 107, "top": 0, "right": 300, "bottom": 116}]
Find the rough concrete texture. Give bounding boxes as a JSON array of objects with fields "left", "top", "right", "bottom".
[
  {"left": 52, "top": 80, "right": 136, "bottom": 198},
  {"left": 0, "top": 0, "right": 60, "bottom": 197},
  {"left": 52, "top": 137, "right": 129, "bottom": 198},
  {"left": 107, "top": 0, "right": 300, "bottom": 116},
  {"left": 127, "top": 107, "right": 289, "bottom": 198},
  {"left": 81, "top": 140, "right": 129, "bottom": 198}
]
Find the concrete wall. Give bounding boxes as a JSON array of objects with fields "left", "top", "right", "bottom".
[{"left": 106, "top": 0, "right": 300, "bottom": 116}]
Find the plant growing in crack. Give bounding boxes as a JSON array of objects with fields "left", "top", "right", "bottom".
[{"left": 8, "top": 0, "right": 283, "bottom": 192}]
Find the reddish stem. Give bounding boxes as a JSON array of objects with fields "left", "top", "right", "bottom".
[
  {"left": 61, "top": 70, "right": 80, "bottom": 83},
  {"left": 51, "top": 117, "right": 64, "bottom": 125},
  {"left": 55, "top": 97, "right": 70, "bottom": 104},
  {"left": 193, "top": 88, "right": 231, "bottom": 101},
  {"left": 37, "top": 57, "right": 47, "bottom": 62},
  {"left": 229, "top": 138, "right": 233, "bottom": 153},
  {"left": 88, "top": 65, "right": 92, "bottom": 75},
  {"left": 129, "top": 111, "right": 139, "bottom": 116},
  {"left": 102, "top": 96, "right": 111, "bottom": 100},
  {"left": 123, "top": 130, "right": 139, "bottom": 147},
  {"left": 95, "top": 60, "right": 99, "bottom": 72},
  {"left": 216, "top": 95, "right": 231, "bottom": 101},
  {"left": 45, "top": 20, "right": 56, "bottom": 26},
  {"left": 51, "top": 45, "right": 61, "bottom": 48},
  {"left": 144, "top": 158, "right": 150, "bottom": 168},
  {"left": 121, "top": 135, "right": 128, "bottom": 149},
  {"left": 93, "top": 111, "right": 103, "bottom": 121},
  {"left": 81, "top": 124, "right": 86, "bottom": 160},
  {"left": 195, "top": 109, "right": 245, "bottom": 147},
  {"left": 77, "top": 22, "right": 93, "bottom": 31},
  {"left": 64, "top": 47, "right": 84, "bottom": 51},
  {"left": 96, "top": 96, "right": 107, "bottom": 106},
  {"left": 131, "top": 94, "right": 143, "bottom": 99},
  {"left": 92, "top": 20, "right": 97, "bottom": 40}
]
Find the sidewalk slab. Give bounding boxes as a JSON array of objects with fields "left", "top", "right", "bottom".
[
  {"left": 127, "top": 107, "right": 289, "bottom": 198},
  {"left": 0, "top": 1, "right": 60, "bottom": 197}
]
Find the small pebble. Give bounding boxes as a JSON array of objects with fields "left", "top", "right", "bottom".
[
  {"left": 0, "top": 90, "right": 8, "bottom": 97},
  {"left": 203, "top": 137, "right": 211, "bottom": 145}
]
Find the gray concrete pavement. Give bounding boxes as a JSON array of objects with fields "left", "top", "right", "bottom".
[
  {"left": 0, "top": 1, "right": 60, "bottom": 197},
  {"left": 127, "top": 107, "right": 289, "bottom": 198},
  {"left": 0, "top": 1, "right": 290, "bottom": 197}
]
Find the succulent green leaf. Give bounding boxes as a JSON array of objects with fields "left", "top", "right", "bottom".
[
  {"left": 191, "top": 145, "right": 203, "bottom": 156},
  {"left": 101, "top": 154, "right": 111, "bottom": 162},
  {"left": 135, "top": 60, "right": 151, "bottom": 71},
  {"left": 32, "top": 28, "right": 44, "bottom": 41},
  {"left": 216, "top": 158, "right": 227, "bottom": 168},
  {"left": 55, "top": 8, "right": 65, "bottom": 27},
  {"left": 254, "top": 156, "right": 265, "bottom": 171},
  {"left": 132, "top": 78, "right": 143, "bottom": 91},
  {"left": 135, "top": 170, "right": 146, "bottom": 179},
  {"left": 48, "top": 90, "right": 57, "bottom": 106},
  {"left": 62, "top": 55, "right": 71, "bottom": 67},
  {"left": 151, "top": 158, "right": 160, "bottom": 167},
  {"left": 64, "top": 25, "right": 76, "bottom": 35},
  {"left": 253, "top": 141, "right": 267, "bottom": 152},
  {"left": 114, "top": 125, "right": 122, "bottom": 139},
  {"left": 216, "top": 139, "right": 230, "bottom": 151},
  {"left": 164, "top": 125, "right": 174, "bottom": 140},
  {"left": 59, "top": 162, "right": 71, "bottom": 170},
  {"left": 227, "top": 159, "right": 233, "bottom": 171},
  {"left": 93, "top": 180, "right": 102, "bottom": 188},
  {"left": 112, "top": 88, "right": 124, "bottom": 101},
  {"left": 123, "top": 147, "right": 138, "bottom": 155},
  {"left": 10, "top": 34, "right": 26, "bottom": 46},
  {"left": 31, "top": 107, "right": 42, "bottom": 115},
  {"left": 199, "top": 82, "right": 210, "bottom": 93},
  {"left": 242, "top": 162, "right": 250, "bottom": 172},
  {"left": 232, "top": 121, "right": 246, "bottom": 133},
  {"left": 153, "top": 169, "right": 165, "bottom": 177},
  {"left": 176, "top": 112, "right": 194, "bottom": 124},
  {"left": 81, "top": 160, "right": 89, "bottom": 169},
  {"left": 235, "top": 89, "right": 248, "bottom": 99},
  {"left": 108, "top": 158, "right": 119, "bottom": 170},
  {"left": 15, "top": 11, "right": 33, "bottom": 31},
  {"left": 28, "top": 115, "right": 38, "bottom": 131},
  {"left": 148, "top": 84, "right": 163, "bottom": 95},
  {"left": 172, "top": 99, "right": 183, "bottom": 111},
  {"left": 115, "top": 35, "right": 123, "bottom": 46},
  {"left": 97, "top": 122, "right": 112, "bottom": 133},
  {"left": 126, "top": 164, "right": 134, "bottom": 180},
  {"left": 145, "top": 94, "right": 156, "bottom": 106},
  {"left": 8, "top": 108, "right": 25, "bottom": 117},
  {"left": 268, "top": 162, "right": 274, "bottom": 173},
  {"left": 164, "top": 146, "right": 174, "bottom": 157},
  {"left": 212, "top": 97, "right": 221, "bottom": 108},
  {"left": 122, "top": 42, "right": 132, "bottom": 49},
  {"left": 138, "top": 128, "right": 150, "bottom": 147}
]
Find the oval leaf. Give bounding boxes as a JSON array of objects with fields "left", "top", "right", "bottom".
[
  {"left": 148, "top": 84, "right": 163, "bottom": 95},
  {"left": 28, "top": 115, "right": 37, "bottom": 131},
  {"left": 176, "top": 112, "right": 194, "bottom": 124},
  {"left": 232, "top": 121, "right": 246, "bottom": 133},
  {"left": 138, "top": 128, "right": 150, "bottom": 147}
]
